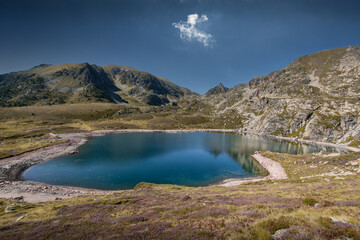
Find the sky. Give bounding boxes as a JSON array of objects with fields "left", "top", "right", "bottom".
[{"left": 1, "top": 0, "right": 359, "bottom": 93}]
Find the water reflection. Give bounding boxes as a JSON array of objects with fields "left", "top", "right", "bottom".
[
  {"left": 22, "top": 132, "right": 342, "bottom": 190},
  {"left": 203, "top": 133, "right": 341, "bottom": 176}
]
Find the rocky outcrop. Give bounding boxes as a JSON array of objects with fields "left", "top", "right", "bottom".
[
  {"left": 207, "top": 45, "right": 360, "bottom": 145},
  {"left": 1, "top": 46, "right": 359, "bottom": 146},
  {"left": 206, "top": 83, "right": 229, "bottom": 95}
]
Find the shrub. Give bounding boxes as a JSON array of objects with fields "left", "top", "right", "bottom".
[{"left": 302, "top": 198, "right": 318, "bottom": 206}]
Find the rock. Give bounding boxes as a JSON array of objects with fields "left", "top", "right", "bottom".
[
  {"left": 4, "top": 205, "right": 16, "bottom": 213},
  {"left": 15, "top": 214, "right": 28, "bottom": 222},
  {"left": 341, "top": 114, "right": 357, "bottom": 131},
  {"left": 69, "top": 150, "right": 79, "bottom": 154},
  {"left": 348, "top": 159, "right": 360, "bottom": 166},
  {"left": 272, "top": 228, "right": 289, "bottom": 240},
  {"left": 12, "top": 196, "right": 24, "bottom": 201},
  {"left": 49, "top": 133, "right": 61, "bottom": 139},
  {"left": 330, "top": 217, "right": 347, "bottom": 224},
  {"left": 114, "top": 107, "right": 141, "bottom": 115},
  {"left": 181, "top": 195, "right": 191, "bottom": 201},
  {"left": 4, "top": 203, "right": 27, "bottom": 213}
]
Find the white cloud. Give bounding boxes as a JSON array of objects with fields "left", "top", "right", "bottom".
[{"left": 173, "top": 13, "right": 215, "bottom": 47}]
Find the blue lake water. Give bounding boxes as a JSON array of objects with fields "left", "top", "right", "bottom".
[{"left": 22, "top": 132, "right": 339, "bottom": 190}]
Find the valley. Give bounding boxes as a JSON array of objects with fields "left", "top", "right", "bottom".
[{"left": 0, "top": 45, "right": 360, "bottom": 239}]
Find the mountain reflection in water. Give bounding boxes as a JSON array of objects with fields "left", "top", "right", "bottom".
[{"left": 22, "top": 132, "right": 340, "bottom": 190}]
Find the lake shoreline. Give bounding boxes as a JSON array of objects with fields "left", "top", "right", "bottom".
[
  {"left": 217, "top": 153, "right": 288, "bottom": 186},
  {"left": 1, "top": 129, "right": 359, "bottom": 202}
]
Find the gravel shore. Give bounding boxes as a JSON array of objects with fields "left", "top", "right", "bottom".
[{"left": 1, "top": 129, "right": 359, "bottom": 202}]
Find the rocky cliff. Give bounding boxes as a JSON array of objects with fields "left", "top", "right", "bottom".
[{"left": 207, "top": 45, "right": 360, "bottom": 144}]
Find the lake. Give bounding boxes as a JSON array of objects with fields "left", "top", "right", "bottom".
[{"left": 22, "top": 132, "right": 339, "bottom": 190}]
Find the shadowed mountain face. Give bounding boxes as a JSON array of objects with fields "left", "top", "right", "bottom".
[{"left": 0, "top": 63, "right": 193, "bottom": 107}]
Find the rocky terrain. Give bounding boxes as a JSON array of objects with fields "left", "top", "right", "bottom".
[
  {"left": 0, "top": 45, "right": 359, "bottom": 156},
  {"left": 2, "top": 46, "right": 359, "bottom": 146},
  {"left": 206, "top": 83, "right": 229, "bottom": 96},
  {"left": 206, "top": 45, "right": 360, "bottom": 145}
]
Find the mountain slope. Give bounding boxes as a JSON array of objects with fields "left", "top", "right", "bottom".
[
  {"left": 101, "top": 65, "right": 193, "bottom": 106},
  {"left": 208, "top": 45, "right": 360, "bottom": 143},
  {"left": 1, "top": 46, "right": 359, "bottom": 145},
  {"left": 0, "top": 64, "right": 193, "bottom": 107}
]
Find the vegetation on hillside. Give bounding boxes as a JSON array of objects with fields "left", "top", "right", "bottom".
[
  {"left": 0, "top": 46, "right": 360, "bottom": 239},
  {"left": 0, "top": 63, "right": 193, "bottom": 107},
  {"left": 1, "top": 151, "right": 360, "bottom": 239}
]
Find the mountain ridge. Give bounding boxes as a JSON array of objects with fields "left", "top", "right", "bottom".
[
  {"left": 1, "top": 45, "right": 359, "bottom": 145},
  {"left": 0, "top": 63, "right": 194, "bottom": 107},
  {"left": 206, "top": 45, "right": 360, "bottom": 143}
]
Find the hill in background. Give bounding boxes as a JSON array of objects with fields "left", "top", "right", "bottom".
[{"left": 0, "top": 45, "right": 359, "bottom": 149}]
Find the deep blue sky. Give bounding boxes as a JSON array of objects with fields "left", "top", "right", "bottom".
[{"left": 1, "top": 0, "right": 359, "bottom": 93}]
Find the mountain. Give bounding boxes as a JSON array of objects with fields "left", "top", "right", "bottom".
[
  {"left": 205, "top": 83, "right": 229, "bottom": 95},
  {"left": 208, "top": 45, "right": 360, "bottom": 143},
  {"left": 0, "top": 46, "right": 359, "bottom": 145},
  {"left": 0, "top": 63, "right": 193, "bottom": 107}
]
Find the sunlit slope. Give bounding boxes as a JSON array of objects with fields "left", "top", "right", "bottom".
[{"left": 0, "top": 63, "right": 194, "bottom": 107}]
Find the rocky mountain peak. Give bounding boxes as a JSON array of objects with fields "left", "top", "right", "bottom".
[{"left": 206, "top": 83, "right": 229, "bottom": 95}]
